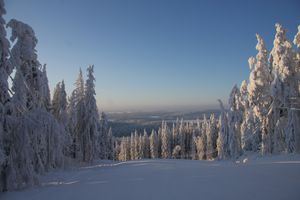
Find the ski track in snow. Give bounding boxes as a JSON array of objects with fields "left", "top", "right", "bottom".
[{"left": 1, "top": 154, "right": 300, "bottom": 200}]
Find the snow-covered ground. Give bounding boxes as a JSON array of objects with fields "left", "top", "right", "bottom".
[{"left": 1, "top": 154, "right": 300, "bottom": 200}]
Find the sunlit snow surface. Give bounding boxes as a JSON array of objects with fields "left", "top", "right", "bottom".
[{"left": 1, "top": 154, "right": 300, "bottom": 200}]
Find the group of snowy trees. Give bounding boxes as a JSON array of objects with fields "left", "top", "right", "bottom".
[
  {"left": 240, "top": 23, "right": 300, "bottom": 156},
  {"left": 65, "top": 67, "right": 113, "bottom": 162},
  {"left": 114, "top": 24, "right": 300, "bottom": 161},
  {"left": 115, "top": 117, "right": 218, "bottom": 161},
  {"left": 0, "top": 1, "right": 112, "bottom": 191}
]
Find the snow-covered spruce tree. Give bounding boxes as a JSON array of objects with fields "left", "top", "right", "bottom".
[
  {"left": 126, "top": 137, "right": 131, "bottom": 161},
  {"left": 217, "top": 100, "right": 229, "bottom": 159},
  {"left": 169, "top": 123, "right": 175, "bottom": 157},
  {"left": 240, "top": 80, "right": 254, "bottom": 151},
  {"left": 52, "top": 82, "right": 62, "bottom": 119},
  {"left": 161, "top": 121, "right": 171, "bottom": 159},
  {"left": 248, "top": 34, "right": 273, "bottom": 121},
  {"left": 205, "top": 117, "right": 213, "bottom": 160},
  {"left": 118, "top": 137, "right": 128, "bottom": 161},
  {"left": 106, "top": 127, "right": 114, "bottom": 160},
  {"left": 157, "top": 127, "right": 162, "bottom": 158},
  {"left": 199, "top": 116, "right": 207, "bottom": 159},
  {"left": 41, "top": 65, "right": 51, "bottom": 111},
  {"left": 99, "top": 112, "right": 109, "bottom": 159},
  {"left": 185, "top": 121, "right": 194, "bottom": 158},
  {"left": 247, "top": 34, "right": 273, "bottom": 152},
  {"left": 248, "top": 34, "right": 273, "bottom": 151},
  {"left": 202, "top": 115, "right": 208, "bottom": 149},
  {"left": 82, "top": 65, "right": 100, "bottom": 162},
  {"left": 113, "top": 140, "right": 120, "bottom": 161},
  {"left": 52, "top": 81, "right": 68, "bottom": 125},
  {"left": 228, "top": 85, "right": 242, "bottom": 158},
  {"left": 39, "top": 65, "right": 65, "bottom": 169},
  {"left": 172, "top": 121, "right": 179, "bottom": 148},
  {"left": 130, "top": 132, "right": 135, "bottom": 160},
  {"left": 52, "top": 81, "right": 71, "bottom": 157},
  {"left": 8, "top": 19, "right": 64, "bottom": 178},
  {"left": 149, "top": 129, "right": 159, "bottom": 159},
  {"left": 3, "top": 67, "right": 37, "bottom": 191},
  {"left": 119, "top": 137, "right": 130, "bottom": 161},
  {"left": 134, "top": 130, "right": 139, "bottom": 159},
  {"left": 206, "top": 114, "right": 218, "bottom": 159},
  {"left": 67, "top": 90, "right": 77, "bottom": 159},
  {"left": 178, "top": 119, "right": 186, "bottom": 159},
  {"left": 143, "top": 130, "right": 150, "bottom": 159},
  {"left": 270, "top": 24, "right": 298, "bottom": 153},
  {"left": 191, "top": 132, "right": 197, "bottom": 160},
  {"left": 6, "top": 69, "right": 62, "bottom": 190},
  {"left": 195, "top": 136, "right": 205, "bottom": 160},
  {"left": 68, "top": 69, "right": 85, "bottom": 160},
  {"left": 138, "top": 134, "right": 144, "bottom": 159}
]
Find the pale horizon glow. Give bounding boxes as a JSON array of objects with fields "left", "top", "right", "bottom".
[{"left": 5, "top": 0, "right": 300, "bottom": 112}]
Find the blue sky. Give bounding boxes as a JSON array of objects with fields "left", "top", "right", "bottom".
[{"left": 5, "top": 0, "right": 300, "bottom": 112}]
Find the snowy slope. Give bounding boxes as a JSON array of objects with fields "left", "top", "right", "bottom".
[{"left": 1, "top": 154, "right": 300, "bottom": 200}]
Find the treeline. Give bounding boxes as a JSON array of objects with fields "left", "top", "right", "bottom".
[
  {"left": 114, "top": 24, "right": 300, "bottom": 161},
  {"left": 115, "top": 118, "right": 217, "bottom": 161},
  {"left": 0, "top": 1, "right": 112, "bottom": 191}
]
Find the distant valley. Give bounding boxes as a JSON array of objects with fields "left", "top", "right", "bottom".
[{"left": 107, "top": 109, "right": 220, "bottom": 137}]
